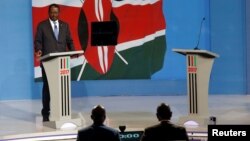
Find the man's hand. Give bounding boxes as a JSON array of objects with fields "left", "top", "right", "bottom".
[
  {"left": 35, "top": 50, "right": 42, "bottom": 61},
  {"left": 35, "top": 50, "right": 42, "bottom": 57}
]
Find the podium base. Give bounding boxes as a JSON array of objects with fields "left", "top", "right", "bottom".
[
  {"left": 43, "top": 118, "right": 82, "bottom": 129},
  {"left": 178, "top": 115, "right": 209, "bottom": 127}
]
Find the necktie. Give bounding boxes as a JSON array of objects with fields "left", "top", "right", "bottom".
[{"left": 53, "top": 21, "right": 59, "bottom": 40}]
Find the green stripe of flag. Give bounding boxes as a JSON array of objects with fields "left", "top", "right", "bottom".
[{"left": 67, "top": 57, "right": 69, "bottom": 69}]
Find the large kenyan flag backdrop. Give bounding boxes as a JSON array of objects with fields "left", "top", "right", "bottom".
[{"left": 32, "top": 0, "right": 167, "bottom": 80}]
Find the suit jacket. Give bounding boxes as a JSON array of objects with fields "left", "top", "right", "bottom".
[
  {"left": 77, "top": 124, "right": 121, "bottom": 141},
  {"left": 140, "top": 121, "right": 189, "bottom": 141},
  {"left": 34, "top": 19, "right": 75, "bottom": 56}
]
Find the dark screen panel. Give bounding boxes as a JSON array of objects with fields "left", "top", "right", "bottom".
[
  {"left": 91, "top": 21, "right": 118, "bottom": 46},
  {"left": 120, "top": 131, "right": 144, "bottom": 141}
]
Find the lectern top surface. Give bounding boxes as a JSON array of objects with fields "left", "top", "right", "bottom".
[
  {"left": 172, "top": 48, "right": 219, "bottom": 58},
  {"left": 40, "top": 51, "right": 84, "bottom": 61}
]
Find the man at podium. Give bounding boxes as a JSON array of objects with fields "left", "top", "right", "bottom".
[{"left": 34, "top": 4, "right": 75, "bottom": 122}]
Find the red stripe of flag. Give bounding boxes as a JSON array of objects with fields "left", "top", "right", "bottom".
[
  {"left": 64, "top": 58, "right": 66, "bottom": 69},
  {"left": 191, "top": 56, "right": 193, "bottom": 66},
  {"left": 113, "top": 1, "right": 166, "bottom": 43}
]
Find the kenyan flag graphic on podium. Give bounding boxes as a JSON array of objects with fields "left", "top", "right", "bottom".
[{"left": 32, "top": 0, "right": 166, "bottom": 80}]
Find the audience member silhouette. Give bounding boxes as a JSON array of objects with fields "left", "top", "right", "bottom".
[
  {"left": 77, "top": 105, "right": 121, "bottom": 141},
  {"left": 140, "top": 103, "right": 189, "bottom": 141}
]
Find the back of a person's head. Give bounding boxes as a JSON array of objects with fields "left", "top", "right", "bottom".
[
  {"left": 91, "top": 105, "right": 106, "bottom": 125},
  {"left": 156, "top": 103, "right": 172, "bottom": 120}
]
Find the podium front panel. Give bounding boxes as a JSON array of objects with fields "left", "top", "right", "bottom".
[
  {"left": 186, "top": 54, "right": 214, "bottom": 117},
  {"left": 187, "top": 55, "right": 198, "bottom": 114},
  {"left": 59, "top": 57, "right": 71, "bottom": 118},
  {"left": 43, "top": 56, "right": 71, "bottom": 121}
]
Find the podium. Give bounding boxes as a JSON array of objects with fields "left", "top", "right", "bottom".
[
  {"left": 40, "top": 51, "right": 84, "bottom": 129},
  {"left": 172, "top": 49, "right": 219, "bottom": 126}
]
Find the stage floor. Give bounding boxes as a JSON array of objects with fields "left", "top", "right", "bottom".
[{"left": 1, "top": 95, "right": 250, "bottom": 140}]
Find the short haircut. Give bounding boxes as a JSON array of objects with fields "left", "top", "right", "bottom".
[
  {"left": 157, "top": 103, "right": 172, "bottom": 120},
  {"left": 91, "top": 105, "right": 106, "bottom": 120},
  {"left": 48, "top": 3, "right": 60, "bottom": 12}
]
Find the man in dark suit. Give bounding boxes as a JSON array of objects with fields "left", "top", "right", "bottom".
[
  {"left": 34, "top": 3, "right": 75, "bottom": 122},
  {"left": 77, "top": 105, "right": 121, "bottom": 141},
  {"left": 141, "top": 103, "right": 189, "bottom": 141}
]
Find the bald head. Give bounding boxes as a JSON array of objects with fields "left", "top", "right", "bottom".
[
  {"left": 91, "top": 105, "right": 106, "bottom": 125},
  {"left": 156, "top": 103, "right": 172, "bottom": 121}
]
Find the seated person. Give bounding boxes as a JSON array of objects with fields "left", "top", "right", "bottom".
[
  {"left": 140, "top": 103, "right": 189, "bottom": 141},
  {"left": 77, "top": 105, "right": 121, "bottom": 141}
]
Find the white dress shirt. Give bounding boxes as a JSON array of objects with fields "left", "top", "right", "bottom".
[{"left": 49, "top": 19, "right": 59, "bottom": 32}]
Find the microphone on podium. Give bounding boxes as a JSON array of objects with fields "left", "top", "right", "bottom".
[{"left": 194, "top": 17, "right": 205, "bottom": 50}]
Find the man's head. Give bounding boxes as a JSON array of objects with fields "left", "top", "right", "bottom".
[
  {"left": 156, "top": 103, "right": 172, "bottom": 121},
  {"left": 91, "top": 105, "right": 106, "bottom": 125},
  {"left": 48, "top": 4, "right": 60, "bottom": 21}
]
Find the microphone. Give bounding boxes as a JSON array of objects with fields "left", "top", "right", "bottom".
[{"left": 194, "top": 17, "right": 205, "bottom": 50}]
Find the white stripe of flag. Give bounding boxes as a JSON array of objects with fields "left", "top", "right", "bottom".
[{"left": 32, "top": 0, "right": 160, "bottom": 8}]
